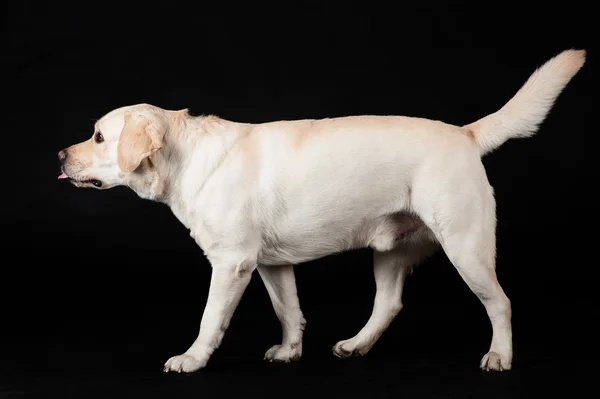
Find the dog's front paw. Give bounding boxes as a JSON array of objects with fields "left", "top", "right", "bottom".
[
  {"left": 264, "top": 343, "right": 302, "bottom": 363},
  {"left": 163, "top": 353, "right": 207, "bottom": 373},
  {"left": 480, "top": 351, "right": 512, "bottom": 371}
]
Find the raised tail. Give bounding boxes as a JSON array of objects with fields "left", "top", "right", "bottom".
[{"left": 464, "top": 49, "right": 586, "bottom": 156}]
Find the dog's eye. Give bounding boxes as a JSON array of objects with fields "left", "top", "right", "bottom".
[
  {"left": 92, "top": 179, "right": 102, "bottom": 187},
  {"left": 94, "top": 132, "right": 104, "bottom": 143}
]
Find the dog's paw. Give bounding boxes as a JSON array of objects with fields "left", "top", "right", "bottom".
[
  {"left": 332, "top": 339, "right": 368, "bottom": 359},
  {"left": 480, "top": 351, "right": 512, "bottom": 371},
  {"left": 264, "top": 343, "right": 302, "bottom": 363},
  {"left": 163, "top": 353, "right": 207, "bottom": 373}
]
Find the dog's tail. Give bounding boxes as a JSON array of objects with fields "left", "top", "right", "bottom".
[{"left": 464, "top": 49, "right": 586, "bottom": 156}]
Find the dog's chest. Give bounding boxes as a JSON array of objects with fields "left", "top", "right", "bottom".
[{"left": 169, "top": 201, "right": 213, "bottom": 249}]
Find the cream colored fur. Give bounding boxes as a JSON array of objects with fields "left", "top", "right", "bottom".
[{"left": 58, "top": 49, "right": 585, "bottom": 373}]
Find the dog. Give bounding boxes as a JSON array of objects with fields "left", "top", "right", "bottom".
[{"left": 58, "top": 49, "right": 585, "bottom": 373}]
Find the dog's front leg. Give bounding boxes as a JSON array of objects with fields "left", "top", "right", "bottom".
[
  {"left": 163, "top": 256, "right": 256, "bottom": 373},
  {"left": 258, "top": 265, "right": 306, "bottom": 362}
]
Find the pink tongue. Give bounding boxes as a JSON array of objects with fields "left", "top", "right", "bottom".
[{"left": 58, "top": 173, "right": 68, "bottom": 180}]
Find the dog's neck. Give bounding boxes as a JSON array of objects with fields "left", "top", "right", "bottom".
[{"left": 127, "top": 111, "right": 248, "bottom": 220}]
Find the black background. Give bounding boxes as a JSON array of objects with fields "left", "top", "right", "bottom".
[{"left": 2, "top": 1, "right": 595, "bottom": 398}]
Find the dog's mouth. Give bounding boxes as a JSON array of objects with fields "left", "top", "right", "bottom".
[{"left": 58, "top": 171, "right": 102, "bottom": 187}]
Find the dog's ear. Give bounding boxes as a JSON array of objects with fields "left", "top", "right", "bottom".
[{"left": 117, "top": 111, "right": 163, "bottom": 173}]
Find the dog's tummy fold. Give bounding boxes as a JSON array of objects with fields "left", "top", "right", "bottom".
[{"left": 58, "top": 49, "right": 586, "bottom": 373}]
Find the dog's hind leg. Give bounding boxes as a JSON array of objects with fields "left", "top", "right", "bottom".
[
  {"left": 413, "top": 165, "right": 512, "bottom": 371},
  {"left": 332, "top": 240, "right": 437, "bottom": 358}
]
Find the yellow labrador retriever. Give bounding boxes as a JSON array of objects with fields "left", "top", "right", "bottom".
[{"left": 58, "top": 50, "right": 585, "bottom": 373}]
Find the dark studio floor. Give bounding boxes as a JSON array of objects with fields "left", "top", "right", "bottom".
[{"left": 3, "top": 231, "right": 596, "bottom": 398}]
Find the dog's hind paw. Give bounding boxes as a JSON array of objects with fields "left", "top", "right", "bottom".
[
  {"left": 332, "top": 339, "right": 369, "bottom": 358},
  {"left": 480, "top": 351, "right": 512, "bottom": 371}
]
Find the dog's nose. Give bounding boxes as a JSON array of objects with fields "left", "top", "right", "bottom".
[{"left": 58, "top": 149, "right": 67, "bottom": 162}]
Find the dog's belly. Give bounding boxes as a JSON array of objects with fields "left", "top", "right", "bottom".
[{"left": 257, "top": 212, "right": 433, "bottom": 266}]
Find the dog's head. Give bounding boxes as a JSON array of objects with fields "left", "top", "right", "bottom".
[{"left": 58, "top": 104, "right": 176, "bottom": 199}]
